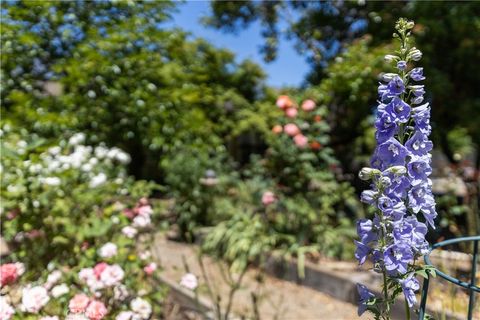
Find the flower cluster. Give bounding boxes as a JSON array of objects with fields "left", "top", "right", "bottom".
[
  {"left": 273, "top": 95, "right": 321, "bottom": 149},
  {"left": 122, "top": 197, "right": 154, "bottom": 229},
  {"left": 0, "top": 196, "right": 159, "bottom": 320},
  {"left": 355, "top": 19, "right": 437, "bottom": 317}
]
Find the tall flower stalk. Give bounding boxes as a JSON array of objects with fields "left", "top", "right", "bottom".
[{"left": 355, "top": 18, "right": 437, "bottom": 320}]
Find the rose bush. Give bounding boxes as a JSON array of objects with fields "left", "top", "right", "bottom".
[
  {"left": 0, "top": 127, "right": 166, "bottom": 319},
  {"left": 0, "top": 195, "right": 164, "bottom": 319}
]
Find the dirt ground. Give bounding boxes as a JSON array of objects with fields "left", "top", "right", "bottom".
[{"left": 152, "top": 234, "right": 366, "bottom": 320}]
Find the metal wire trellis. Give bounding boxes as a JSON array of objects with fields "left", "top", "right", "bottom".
[{"left": 418, "top": 236, "right": 479, "bottom": 320}]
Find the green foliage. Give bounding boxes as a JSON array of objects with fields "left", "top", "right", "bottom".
[
  {"left": 163, "top": 146, "right": 235, "bottom": 241},
  {"left": 312, "top": 38, "right": 392, "bottom": 173},
  {"left": 1, "top": 0, "right": 267, "bottom": 181}
]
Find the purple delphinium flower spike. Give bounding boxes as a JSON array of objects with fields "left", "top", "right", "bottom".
[{"left": 355, "top": 19, "right": 437, "bottom": 318}]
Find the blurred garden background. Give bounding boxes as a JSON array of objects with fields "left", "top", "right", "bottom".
[{"left": 0, "top": 1, "right": 479, "bottom": 319}]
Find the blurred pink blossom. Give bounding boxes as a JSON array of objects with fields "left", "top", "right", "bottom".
[
  {"left": 69, "top": 294, "right": 91, "bottom": 314},
  {"left": 293, "top": 134, "right": 308, "bottom": 148},
  {"left": 0, "top": 264, "right": 19, "bottom": 287},
  {"left": 85, "top": 300, "right": 107, "bottom": 320},
  {"left": 285, "top": 107, "right": 298, "bottom": 118},
  {"left": 284, "top": 124, "right": 300, "bottom": 137},
  {"left": 261, "top": 191, "right": 276, "bottom": 206},
  {"left": 144, "top": 263, "right": 157, "bottom": 276},
  {"left": 301, "top": 99, "right": 316, "bottom": 111}
]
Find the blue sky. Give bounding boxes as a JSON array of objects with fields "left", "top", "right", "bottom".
[{"left": 165, "top": 1, "right": 310, "bottom": 87}]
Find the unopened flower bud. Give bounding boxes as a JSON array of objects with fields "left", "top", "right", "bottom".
[
  {"left": 384, "top": 55, "right": 399, "bottom": 63},
  {"left": 388, "top": 166, "right": 407, "bottom": 175},
  {"left": 359, "top": 167, "right": 381, "bottom": 181},
  {"left": 409, "top": 48, "right": 422, "bottom": 61},
  {"left": 406, "top": 21, "right": 415, "bottom": 29},
  {"left": 360, "top": 190, "right": 377, "bottom": 204},
  {"left": 379, "top": 176, "right": 392, "bottom": 187},
  {"left": 381, "top": 73, "right": 398, "bottom": 82}
]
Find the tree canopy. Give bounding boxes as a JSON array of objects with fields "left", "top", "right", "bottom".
[{"left": 206, "top": 0, "right": 480, "bottom": 168}]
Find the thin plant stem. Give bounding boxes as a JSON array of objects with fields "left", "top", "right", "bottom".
[{"left": 405, "top": 299, "right": 411, "bottom": 320}]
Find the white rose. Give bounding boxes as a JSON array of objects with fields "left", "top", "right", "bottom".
[
  {"left": 51, "top": 283, "right": 69, "bottom": 298},
  {"left": 98, "top": 242, "right": 117, "bottom": 258},
  {"left": 0, "top": 296, "right": 15, "bottom": 320},
  {"left": 130, "top": 298, "right": 152, "bottom": 319},
  {"left": 45, "top": 270, "right": 62, "bottom": 289},
  {"left": 14, "top": 262, "right": 25, "bottom": 276},
  {"left": 121, "top": 226, "right": 138, "bottom": 239},
  {"left": 113, "top": 284, "right": 129, "bottom": 301},
  {"left": 100, "top": 264, "right": 124, "bottom": 287},
  {"left": 180, "top": 273, "right": 198, "bottom": 290},
  {"left": 132, "top": 215, "right": 151, "bottom": 228},
  {"left": 138, "top": 251, "right": 151, "bottom": 261},
  {"left": 66, "top": 314, "right": 89, "bottom": 320},
  {"left": 116, "top": 311, "right": 134, "bottom": 320},
  {"left": 22, "top": 286, "right": 50, "bottom": 313}
]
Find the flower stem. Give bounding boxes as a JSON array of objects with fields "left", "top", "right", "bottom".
[{"left": 405, "top": 298, "right": 411, "bottom": 320}]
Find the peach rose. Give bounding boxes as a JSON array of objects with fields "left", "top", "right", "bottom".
[
  {"left": 293, "top": 134, "right": 308, "bottom": 148},
  {"left": 69, "top": 294, "right": 90, "bottom": 314},
  {"left": 284, "top": 124, "right": 300, "bottom": 137},
  {"left": 272, "top": 125, "right": 283, "bottom": 134},
  {"left": 301, "top": 99, "right": 316, "bottom": 111},
  {"left": 276, "top": 95, "right": 293, "bottom": 109},
  {"left": 85, "top": 300, "right": 107, "bottom": 320}
]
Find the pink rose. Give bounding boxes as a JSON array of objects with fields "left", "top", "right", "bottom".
[
  {"left": 276, "top": 95, "right": 293, "bottom": 109},
  {"left": 122, "top": 208, "right": 135, "bottom": 219},
  {"left": 85, "top": 300, "right": 107, "bottom": 320},
  {"left": 261, "top": 191, "right": 276, "bottom": 206},
  {"left": 136, "top": 205, "right": 153, "bottom": 217},
  {"left": 301, "top": 99, "right": 316, "bottom": 111},
  {"left": 293, "top": 134, "right": 308, "bottom": 148},
  {"left": 272, "top": 125, "right": 283, "bottom": 134},
  {"left": 69, "top": 294, "right": 90, "bottom": 314},
  {"left": 93, "top": 263, "right": 108, "bottom": 279},
  {"left": 143, "top": 262, "right": 157, "bottom": 276},
  {"left": 138, "top": 197, "right": 149, "bottom": 206},
  {"left": 0, "top": 264, "right": 18, "bottom": 286},
  {"left": 284, "top": 124, "right": 300, "bottom": 137},
  {"left": 285, "top": 107, "right": 298, "bottom": 118}
]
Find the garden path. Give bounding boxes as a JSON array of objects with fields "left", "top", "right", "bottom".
[{"left": 152, "top": 234, "right": 366, "bottom": 320}]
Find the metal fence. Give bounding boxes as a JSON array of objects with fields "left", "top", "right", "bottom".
[{"left": 419, "top": 236, "right": 479, "bottom": 320}]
